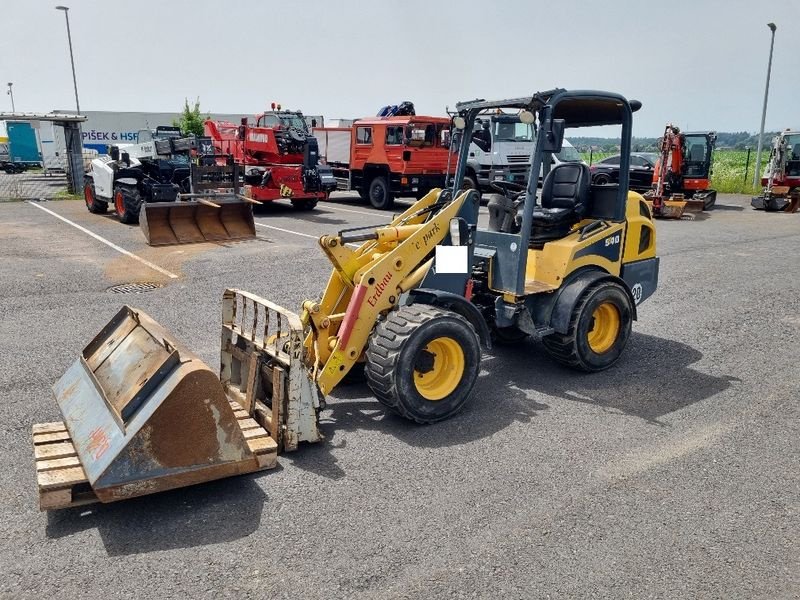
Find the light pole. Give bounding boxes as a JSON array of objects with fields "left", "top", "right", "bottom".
[
  {"left": 753, "top": 22, "right": 777, "bottom": 188},
  {"left": 55, "top": 5, "right": 80, "bottom": 113},
  {"left": 6, "top": 82, "right": 14, "bottom": 112}
]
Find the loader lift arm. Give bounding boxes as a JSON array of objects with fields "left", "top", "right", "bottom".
[{"left": 301, "top": 188, "right": 475, "bottom": 396}]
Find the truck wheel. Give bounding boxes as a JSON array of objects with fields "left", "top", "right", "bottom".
[
  {"left": 291, "top": 198, "right": 318, "bottom": 211},
  {"left": 593, "top": 173, "right": 611, "bottom": 185},
  {"left": 114, "top": 186, "right": 142, "bottom": 224},
  {"left": 542, "top": 281, "right": 633, "bottom": 372},
  {"left": 365, "top": 305, "right": 481, "bottom": 423},
  {"left": 462, "top": 174, "right": 481, "bottom": 199},
  {"left": 83, "top": 180, "right": 108, "bottom": 214},
  {"left": 368, "top": 176, "right": 394, "bottom": 210}
]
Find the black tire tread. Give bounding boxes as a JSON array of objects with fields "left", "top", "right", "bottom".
[
  {"left": 116, "top": 186, "right": 141, "bottom": 224},
  {"left": 542, "top": 280, "right": 623, "bottom": 371},
  {"left": 291, "top": 198, "right": 318, "bottom": 211},
  {"left": 365, "top": 304, "right": 477, "bottom": 422},
  {"left": 368, "top": 176, "right": 394, "bottom": 210},
  {"left": 84, "top": 181, "right": 108, "bottom": 214}
]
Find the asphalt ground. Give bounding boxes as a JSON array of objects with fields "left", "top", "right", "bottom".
[{"left": 0, "top": 192, "right": 797, "bottom": 599}]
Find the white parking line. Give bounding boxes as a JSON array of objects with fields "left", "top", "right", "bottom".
[
  {"left": 255, "top": 222, "right": 362, "bottom": 248},
  {"left": 322, "top": 204, "right": 384, "bottom": 217},
  {"left": 27, "top": 201, "right": 179, "bottom": 279},
  {"left": 255, "top": 222, "right": 318, "bottom": 239}
]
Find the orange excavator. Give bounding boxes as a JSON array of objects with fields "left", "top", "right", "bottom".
[{"left": 646, "top": 124, "right": 717, "bottom": 219}]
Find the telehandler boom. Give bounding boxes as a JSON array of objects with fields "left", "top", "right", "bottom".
[{"left": 33, "top": 89, "right": 659, "bottom": 510}]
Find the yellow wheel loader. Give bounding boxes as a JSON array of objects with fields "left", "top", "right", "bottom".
[{"left": 33, "top": 89, "right": 659, "bottom": 510}]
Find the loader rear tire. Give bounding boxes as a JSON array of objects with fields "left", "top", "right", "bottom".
[
  {"left": 368, "top": 176, "right": 394, "bottom": 210},
  {"left": 83, "top": 180, "right": 108, "bottom": 214},
  {"left": 291, "top": 198, "right": 318, "bottom": 211},
  {"left": 114, "top": 186, "right": 141, "bottom": 224},
  {"left": 365, "top": 305, "right": 480, "bottom": 423},
  {"left": 542, "top": 280, "right": 632, "bottom": 372}
]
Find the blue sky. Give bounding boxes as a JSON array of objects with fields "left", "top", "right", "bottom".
[{"left": 2, "top": 0, "right": 799, "bottom": 136}]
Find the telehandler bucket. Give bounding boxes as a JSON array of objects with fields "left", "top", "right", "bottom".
[
  {"left": 140, "top": 198, "right": 256, "bottom": 246},
  {"left": 32, "top": 305, "right": 278, "bottom": 510}
]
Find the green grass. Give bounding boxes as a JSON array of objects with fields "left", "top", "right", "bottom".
[
  {"left": 54, "top": 189, "right": 82, "bottom": 200},
  {"left": 710, "top": 150, "right": 760, "bottom": 195},
  {"left": 579, "top": 149, "right": 761, "bottom": 195}
]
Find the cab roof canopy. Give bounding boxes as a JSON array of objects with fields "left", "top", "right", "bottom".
[{"left": 456, "top": 89, "right": 642, "bottom": 128}]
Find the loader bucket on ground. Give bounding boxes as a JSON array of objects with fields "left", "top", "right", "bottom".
[
  {"left": 683, "top": 199, "right": 705, "bottom": 214},
  {"left": 33, "top": 306, "right": 275, "bottom": 510},
  {"left": 140, "top": 199, "right": 256, "bottom": 246},
  {"left": 645, "top": 199, "right": 686, "bottom": 219}
]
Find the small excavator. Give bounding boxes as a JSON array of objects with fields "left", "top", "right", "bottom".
[
  {"left": 32, "top": 89, "right": 659, "bottom": 510},
  {"left": 751, "top": 129, "right": 800, "bottom": 212},
  {"left": 645, "top": 124, "right": 717, "bottom": 219}
]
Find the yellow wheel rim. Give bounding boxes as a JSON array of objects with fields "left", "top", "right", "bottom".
[
  {"left": 413, "top": 336, "right": 465, "bottom": 401},
  {"left": 587, "top": 302, "right": 621, "bottom": 354}
]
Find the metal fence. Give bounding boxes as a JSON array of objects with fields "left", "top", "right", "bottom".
[{"left": 0, "top": 169, "right": 72, "bottom": 201}]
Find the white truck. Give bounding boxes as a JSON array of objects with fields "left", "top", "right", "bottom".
[{"left": 460, "top": 112, "right": 583, "bottom": 193}]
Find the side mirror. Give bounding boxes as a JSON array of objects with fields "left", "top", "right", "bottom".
[
  {"left": 542, "top": 118, "right": 565, "bottom": 153},
  {"left": 121, "top": 152, "right": 131, "bottom": 166},
  {"left": 109, "top": 146, "right": 120, "bottom": 161}
]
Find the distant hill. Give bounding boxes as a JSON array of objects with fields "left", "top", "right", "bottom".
[{"left": 569, "top": 131, "right": 781, "bottom": 152}]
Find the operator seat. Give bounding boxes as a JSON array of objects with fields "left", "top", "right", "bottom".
[{"left": 530, "top": 162, "right": 589, "bottom": 244}]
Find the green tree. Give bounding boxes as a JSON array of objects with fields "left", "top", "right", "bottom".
[{"left": 173, "top": 98, "right": 208, "bottom": 136}]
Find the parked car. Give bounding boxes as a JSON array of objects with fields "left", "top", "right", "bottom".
[{"left": 590, "top": 152, "right": 658, "bottom": 190}]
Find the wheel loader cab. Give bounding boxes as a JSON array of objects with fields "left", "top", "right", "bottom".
[{"left": 448, "top": 89, "right": 659, "bottom": 371}]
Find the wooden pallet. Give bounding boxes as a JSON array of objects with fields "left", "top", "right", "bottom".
[{"left": 33, "top": 400, "right": 277, "bottom": 511}]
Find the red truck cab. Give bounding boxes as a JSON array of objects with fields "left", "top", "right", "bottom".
[{"left": 314, "top": 116, "right": 454, "bottom": 209}]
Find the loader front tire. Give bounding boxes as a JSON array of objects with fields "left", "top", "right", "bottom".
[
  {"left": 114, "top": 186, "right": 141, "bottom": 224},
  {"left": 542, "top": 280, "right": 632, "bottom": 372},
  {"left": 83, "top": 180, "right": 108, "bottom": 214},
  {"left": 365, "top": 305, "right": 481, "bottom": 423}
]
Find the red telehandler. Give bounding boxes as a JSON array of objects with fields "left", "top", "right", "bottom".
[
  {"left": 204, "top": 106, "right": 336, "bottom": 210},
  {"left": 646, "top": 124, "right": 717, "bottom": 219}
]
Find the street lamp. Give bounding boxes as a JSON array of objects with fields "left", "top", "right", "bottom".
[
  {"left": 6, "top": 82, "right": 14, "bottom": 112},
  {"left": 55, "top": 5, "right": 80, "bottom": 113},
  {"left": 753, "top": 22, "right": 777, "bottom": 188}
]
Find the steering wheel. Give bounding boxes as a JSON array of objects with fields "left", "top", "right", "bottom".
[{"left": 490, "top": 180, "right": 526, "bottom": 198}]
